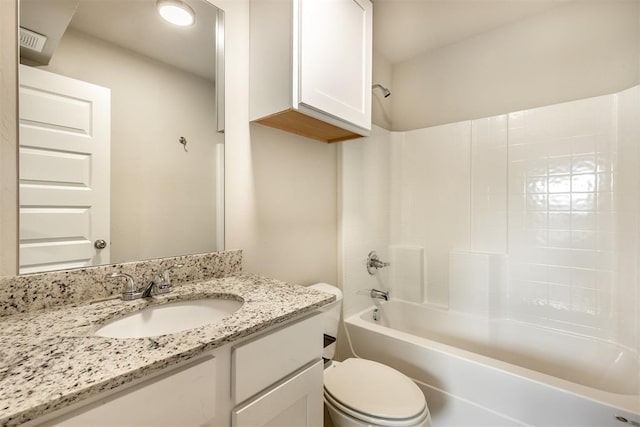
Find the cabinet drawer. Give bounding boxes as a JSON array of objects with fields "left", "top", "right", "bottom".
[
  {"left": 232, "top": 360, "right": 323, "bottom": 427},
  {"left": 232, "top": 314, "right": 322, "bottom": 403}
]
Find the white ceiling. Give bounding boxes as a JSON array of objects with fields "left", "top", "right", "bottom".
[
  {"left": 68, "top": 0, "right": 218, "bottom": 81},
  {"left": 25, "top": 0, "right": 567, "bottom": 81},
  {"left": 373, "top": 0, "right": 566, "bottom": 64},
  {"left": 67, "top": 0, "right": 564, "bottom": 77}
]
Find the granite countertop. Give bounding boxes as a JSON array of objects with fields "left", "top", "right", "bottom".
[{"left": 0, "top": 273, "right": 334, "bottom": 426}]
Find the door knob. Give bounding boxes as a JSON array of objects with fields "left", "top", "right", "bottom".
[{"left": 94, "top": 239, "right": 107, "bottom": 249}]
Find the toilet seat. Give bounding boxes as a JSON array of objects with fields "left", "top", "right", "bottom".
[{"left": 324, "top": 358, "right": 428, "bottom": 426}]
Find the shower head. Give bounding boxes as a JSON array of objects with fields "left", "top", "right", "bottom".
[{"left": 372, "top": 83, "right": 391, "bottom": 98}]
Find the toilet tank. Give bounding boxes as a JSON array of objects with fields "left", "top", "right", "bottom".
[{"left": 309, "top": 283, "right": 342, "bottom": 340}]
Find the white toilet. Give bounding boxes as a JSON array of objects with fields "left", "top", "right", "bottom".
[{"left": 310, "top": 283, "right": 431, "bottom": 427}]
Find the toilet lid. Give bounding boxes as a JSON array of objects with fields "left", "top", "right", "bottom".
[{"left": 324, "top": 358, "right": 426, "bottom": 420}]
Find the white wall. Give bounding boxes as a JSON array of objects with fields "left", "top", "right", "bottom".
[
  {"left": 243, "top": 124, "right": 337, "bottom": 285},
  {"left": 392, "top": 123, "right": 472, "bottom": 307},
  {"left": 505, "top": 89, "right": 639, "bottom": 345},
  {"left": 215, "top": 0, "right": 338, "bottom": 287},
  {"left": 41, "top": 28, "right": 220, "bottom": 264},
  {"left": 371, "top": 49, "right": 393, "bottom": 130},
  {"left": 619, "top": 88, "right": 640, "bottom": 359},
  {"left": 341, "top": 87, "right": 640, "bottom": 348},
  {"left": 391, "top": 0, "right": 640, "bottom": 130},
  {"left": 340, "top": 125, "right": 391, "bottom": 316}
]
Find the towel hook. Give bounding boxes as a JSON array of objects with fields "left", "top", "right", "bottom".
[{"left": 178, "top": 136, "right": 188, "bottom": 152}]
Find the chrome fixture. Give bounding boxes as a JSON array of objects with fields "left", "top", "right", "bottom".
[
  {"left": 367, "top": 251, "right": 390, "bottom": 275},
  {"left": 615, "top": 415, "right": 640, "bottom": 426},
  {"left": 372, "top": 83, "right": 391, "bottom": 98},
  {"left": 142, "top": 263, "right": 184, "bottom": 297},
  {"left": 105, "top": 263, "right": 183, "bottom": 301},
  {"left": 372, "top": 307, "right": 380, "bottom": 321},
  {"left": 104, "top": 272, "right": 143, "bottom": 301},
  {"left": 370, "top": 288, "right": 389, "bottom": 301},
  {"left": 140, "top": 281, "right": 156, "bottom": 298},
  {"left": 94, "top": 239, "right": 107, "bottom": 249}
]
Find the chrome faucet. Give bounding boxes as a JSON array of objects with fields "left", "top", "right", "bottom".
[
  {"left": 105, "top": 263, "right": 184, "bottom": 301},
  {"left": 140, "top": 281, "right": 156, "bottom": 299},
  {"left": 104, "top": 272, "right": 143, "bottom": 301},
  {"left": 366, "top": 251, "right": 390, "bottom": 275},
  {"left": 142, "top": 263, "right": 184, "bottom": 298},
  {"left": 370, "top": 288, "right": 389, "bottom": 301}
]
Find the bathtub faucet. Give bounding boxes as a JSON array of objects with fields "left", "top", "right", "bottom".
[
  {"left": 370, "top": 288, "right": 389, "bottom": 301},
  {"left": 366, "top": 251, "right": 390, "bottom": 275}
]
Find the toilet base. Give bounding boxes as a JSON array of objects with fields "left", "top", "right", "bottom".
[
  {"left": 324, "top": 395, "right": 431, "bottom": 427},
  {"left": 325, "top": 396, "right": 377, "bottom": 427}
]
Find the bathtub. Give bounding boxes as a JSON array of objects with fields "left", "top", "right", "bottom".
[{"left": 345, "top": 300, "right": 640, "bottom": 427}]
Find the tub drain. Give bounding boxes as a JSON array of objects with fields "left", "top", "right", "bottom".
[{"left": 616, "top": 415, "right": 640, "bottom": 426}]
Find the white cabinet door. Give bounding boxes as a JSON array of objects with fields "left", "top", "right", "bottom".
[
  {"left": 233, "top": 314, "right": 322, "bottom": 403},
  {"left": 40, "top": 356, "right": 217, "bottom": 427},
  {"left": 297, "top": 0, "right": 372, "bottom": 131},
  {"left": 233, "top": 361, "right": 324, "bottom": 427},
  {"left": 19, "top": 65, "right": 110, "bottom": 274}
]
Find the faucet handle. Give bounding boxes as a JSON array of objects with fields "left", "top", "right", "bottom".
[
  {"left": 105, "top": 272, "right": 142, "bottom": 301},
  {"left": 154, "top": 263, "right": 184, "bottom": 294},
  {"left": 160, "top": 263, "right": 184, "bottom": 284},
  {"left": 366, "top": 251, "right": 390, "bottom": 275}
]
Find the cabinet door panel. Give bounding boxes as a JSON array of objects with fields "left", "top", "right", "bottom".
[
  {"left": 42, "top": 356, "right": 217, "bottom": 427},
  {"left": 233, "top": 361, "right": 323, "bottom": 427},
  {"left": 232, "top": 314, "right": 322, "bottom": 403},
  {"left": 298, "top": 0, "right": 372, "bottom": 131}
]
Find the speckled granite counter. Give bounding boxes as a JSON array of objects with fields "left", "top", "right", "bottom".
[
  {"left": 0, "top": 273, "right": 334, "bottom": 426},
  {"left": 0, "top": 250, "right": 243, "bottom": 317}
]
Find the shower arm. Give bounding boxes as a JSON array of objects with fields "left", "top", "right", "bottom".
[{"left": 372, "top": 83, "right": 391, "bottom": 98}]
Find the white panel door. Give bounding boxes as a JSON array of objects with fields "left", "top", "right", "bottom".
[
  {"left": 297, "top": 0, "right": 372, "bottom": 130},
  {"left": 19, "top": 65, "right": 110, "bottom": 274}
]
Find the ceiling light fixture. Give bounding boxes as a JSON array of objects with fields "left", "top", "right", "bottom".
[{"left": 157, "top": 0, "right": 195, "bottom": 27}]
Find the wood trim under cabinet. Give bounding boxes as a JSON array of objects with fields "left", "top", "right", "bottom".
[{"left": 254, "top": 109, "right": 364, "bottom": 143}]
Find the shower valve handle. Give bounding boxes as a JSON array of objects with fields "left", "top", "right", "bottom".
[{"left": 367, "top": 251, "right": 390, "bottom": 275}]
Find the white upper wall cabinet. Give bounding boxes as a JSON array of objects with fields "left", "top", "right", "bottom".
[{"left": 250, "top": 0, "right": 372, "bottom": 143}]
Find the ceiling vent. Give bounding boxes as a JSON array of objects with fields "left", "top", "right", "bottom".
[{"left": 19, "top": 27, "right": 48, "bottom": 53}]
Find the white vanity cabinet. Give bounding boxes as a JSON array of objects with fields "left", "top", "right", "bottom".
[
  {"left": 232, "top": 312, "right": 324, "bottom": 426},
  {"left": 31, "top": 314, "right": 323, "bottom": 427},
  {"left": 35, "top": 354, "right": 221, "bottom": 427},
  {"left": 250, "top": 0, "right": 373, "bottom": 143},
  {"left": 233, "top": 361, "right": 323, "bottom": 427}
]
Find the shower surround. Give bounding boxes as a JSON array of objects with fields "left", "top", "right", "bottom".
[{"left": 340, "top": 86, "right": 640, "bottom": 422}]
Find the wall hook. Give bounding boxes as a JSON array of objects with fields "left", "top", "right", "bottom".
[{"left": 179, "top": 137, "right": 188, "bottom": 152}]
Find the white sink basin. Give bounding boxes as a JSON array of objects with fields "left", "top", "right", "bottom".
[{"left": 94, "top": 298, "right": 244, "bottom": 338}]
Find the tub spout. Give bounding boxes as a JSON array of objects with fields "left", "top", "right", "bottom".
[{"left": 370, "top": 288, "right": 389, "bottom": 301}]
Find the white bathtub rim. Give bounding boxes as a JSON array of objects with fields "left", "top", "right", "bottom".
[
  {"left": 352, "top": 298, "right": 640, "bottom": 394},
  {"left": 365, "top": 298, "right": 639, "bottom": 355},
  {"left": 411, "top": 376, "right": 529, "bottom": 427},
  {"left": 345, "top": 304, "right": 640, "bottom": 416}
]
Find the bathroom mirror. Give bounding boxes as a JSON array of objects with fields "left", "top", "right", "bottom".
[{"left": 16, "top": 0, "right": 224, "bottom": 274}]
